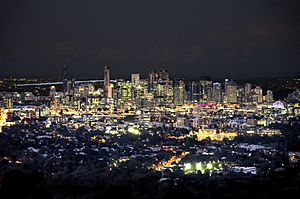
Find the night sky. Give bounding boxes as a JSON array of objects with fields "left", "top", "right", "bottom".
[{"left": 1, "top": 0, "right": 300, "bottom": 79}]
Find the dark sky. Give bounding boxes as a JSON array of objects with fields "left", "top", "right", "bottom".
[{"left": 1, "top": 0, "right": 300, "bottom": 79}]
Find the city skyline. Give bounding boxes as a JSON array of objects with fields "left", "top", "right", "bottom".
[{"left": 1, "top": 1, "right": 300, "bottom": 198}]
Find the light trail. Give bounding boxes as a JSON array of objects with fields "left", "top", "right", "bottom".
[{"left": 152, "top": 151, "right": 190, "bottom": 171}]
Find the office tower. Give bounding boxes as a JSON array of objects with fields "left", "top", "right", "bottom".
[
  {"left": 266, "top": 90, "right": 273, "bottom": 104},
  {"left": 148, "top": 70, "right": 159, "bottom": 92},
  {"left": 224, "top": 78, "right": 229, "bottom": 93},
  {"left": 65, "top": 80, "right": 74, "bottom": 95},
  {"left": 62, "top": 64, "right": 68, "bottom": 94},
  {"left": 173, "top": 79, "right": 186, "bottom": 106},
  {"left": 245, "top": 83, "right": 252, "bottom": 94},
  {"left": 116, "top": 80, "right": 132, "bottom": 104},
  {"left": 106, "top": 83, "right": 114, "bottom": 99},
  {"left": 237, "top": 87, "right": 245, "bottom": 104},
  {"left": 155, "top": 80, "right": 173, "bottom": 105},
  {"left": 189, "top": 81, "right": 200, "bottom": 102},
  {"left": 226, "top": 80, "right": 238, "bottom": 103},
  {"left": 245, "top": 83, "right": 252, "bottom": 103},
  {"left": 131, "top": 74, "right": 140, "bottom": 87},
  {"left": 253, "top": 86, "right": 263, "bottom": 104},
  {"left": 199, "top": 80, "right": 213, "bottom": 102},
  {"left": 212, "top": 82, "right": 222, "bottom": 103},
  {"left": 159, "top": 69, "right": 169, "bottom": 82},
  {"left": 104, "top": 65, "right": 110, "bottom": 89}
]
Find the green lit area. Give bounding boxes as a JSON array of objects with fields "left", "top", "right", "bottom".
[{"left": 183, "top": 161, "right": 223, "bottom": 175}]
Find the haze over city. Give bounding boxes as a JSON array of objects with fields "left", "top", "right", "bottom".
[{"left": 1, "top": 0, "right": 300, "bottom": 78}]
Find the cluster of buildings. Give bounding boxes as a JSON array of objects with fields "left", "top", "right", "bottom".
[
  {"left": 48, "top": 65, "right": 278, "bottom": 111},
  {"left": 0, "top": 65, "right": 299, "bottom": 177}
]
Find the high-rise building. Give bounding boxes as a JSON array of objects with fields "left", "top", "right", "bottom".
[
  {"left": 159, "top": 69, "right": 169, "bottom": 82},
  {"left": 226, "top": 80, "right": 238, "bottom": 103},
  {"left": 131, "top": 74, "right": 140, "bottom": 87},
  {"left": 212, "top": 82, "right": 222, "bottom": 103},
  {"left": 173, "top": 79, "right": 186, "bottom": 106},
  {"left": 199, "top": 80, "right": 213, "bottom": 102},
  {"left": 148, "top": 70, "right": 159, "bottom": 92},
  {"left": 266, "top": 90, "right": 273, "bottom": 104},
  {"left": 253, "top": 86, "right": 263, "bottom": 104},
  {"left": 62, "top": 64, "right": 68, "bottom": 94},
  {"left": 188, "top": 81, "right": 200, "bottom": 102},
  {"left": 245, "top": 83, "right": 252, "bottom": 103},
  {"left": 107, "top": 83, "right": 114, "bottom": 99},
  {"left": 224, "top": 78, "right": 229, "bottom": 94},
  {"left": 104, "top": 65, "right": 110, "bottom": 89}
]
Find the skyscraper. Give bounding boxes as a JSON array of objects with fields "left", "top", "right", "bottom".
[
  {"left": 148, "top": 70, "right": 158, "bottom": 92},
  {"left": 266, "top": 90, "right": 273, "bottom": 104},
  {"left": 226, "top": 80, "right": 238, "bottom": 103},
  {"left": 158, "top": 69, "right": 169, "bottom": 82},
  {"left": 245, "top": 83, "right": 252, "bottom": 103},
  {"left": 199, "top": 80, "right": 213, "bottom": 103},
  {"left": 62, "top": 64, "right": 68, "bottom": 94},
  {"left": 104, "top": 65, "right": 110, "bottom": 90},
  {"left": 212, "top": 82, "right": 222, "bottom": 103},
  {"left": 253, "top": 86, "right": 263, "bottom": 104},
  {"left": 131, "top": 73, "right": 140, "bottom": 87},
  {"left": 173, "top": 79, "right": 186, "bottom": 106},
  {"left": 190, "top": 81, "right": 200, "bottom": 102}
]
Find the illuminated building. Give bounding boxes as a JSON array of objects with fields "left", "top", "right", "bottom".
[
  {"left": 148, "top": 70, "right": 159, "bottom": 92},
  {"left": 212, "top": 82, "right": 222, "bottom": 103},
  {"left": 155, "top": 80, "right": 173, "bottom": 105},
  {"left": 253, "top": 86, "right": 263, "bottom": 104},
  {"left": 53, "top": 95, "right": 61, "bottom": 111},
  {"left": 3, "top": 97, "right": 13, "bottom": 109},
  {"left": 131, "top": 73, "right": 140, "bottom": 87},
  {"left": 61, "top": 95, "right": 74, "bottom": 107},
  {"left": 49, "top": 86, "right": 56, "bottom": 98},
  {"left": 173, "top": 79, "right": 186, "bottom": 106},
  {"left": 132, "top": 80, "right": 147, "bottom": 107},
  {"left": 116, "top": 80, "right": 133, "bottom": 105},
  {"left": 175, "top": 117, "right": 189, "bottom": 128},
  {"left": 199, "top": 80, "right": 212, "bottom": 102},
  {"left": 245, "top": 83, "right": 252, "bottom": 103},
  {"left": 187, "top": 81, "right": 200, "bottom": 102},
  {"left": 62, "top": 64, "right": 68, "bottom": 94},
  {"left": 226, "top": 80, "right": 237, "bottom": 103},
  {"left": 107, "top": 83, "right": 114, "bottom": 98},
  {"left": 224, "top": 78, "right": 229, "bottom": 94},
  {"left": 266, "top": 90, "right": 273, "bottom": 104},
  {"left": 104, "top": 65, "right": 110, "bottom": 96},
  {"left": 158, "top": 69, "right": 169, "bottom": 81},
  {"left": 191, "top": 129, "right": 237, "bottom": 141}
]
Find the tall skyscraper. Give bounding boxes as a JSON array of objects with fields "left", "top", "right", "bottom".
[
  {"left": 199, "top": 80, "right": 213, "bottom": 102},
  {"left": 266, "top": 90, "right": 273, "bottom": 104},
  {"left": 148, "top": 70, "right": 158, "bottom": 92},
  {"left": 189, "top": 81, "right": 200, "bottom": 102},
  {"left": 104, "top": 65, "right": 110, "bottom": 90},
  {"left": 245, "top": 83, "right": 252, "bottom": 103},
  {"left": 212, "top": 82, "right": 222, "bottom": 103},
  {"left": 173, "top": 79, "right": 186, "bottom": 106},
  {"left": 62, "top": 64, "right": 68, "bottom": 94},
  {"left": 224, "top": 78, "right": 229, "bottom": 94},
  {"left": 226, "top": 80, "right": 238, "bottom": 103}
]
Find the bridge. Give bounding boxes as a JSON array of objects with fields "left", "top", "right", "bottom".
[{"left": 16, "top": 79, "right": 117, "bottom": 87}]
